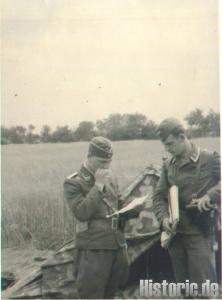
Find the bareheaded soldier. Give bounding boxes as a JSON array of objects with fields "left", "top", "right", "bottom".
[
  {"left": 64, "top": 137, "right": 129, "bottom": 299},
  {"left": 153, "top": 118, "right": 220, "bottom": 298}
]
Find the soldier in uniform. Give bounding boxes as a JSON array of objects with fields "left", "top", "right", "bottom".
[
  {"left": 64, "top": 136, "right": 129, "bottom": 299},
  {"left": 153, "top": 118, "right": 220, "bottom": 298}
]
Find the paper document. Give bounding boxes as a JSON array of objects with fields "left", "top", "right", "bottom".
[
  {"left": 106, "top": 194, "right": 148, "bottom": 218},
  {"left": 169, "top": 185, "right": 179, "bottom": 224},
  {"left": 161, "top": 185, "right": 179, "bottom": 249}
]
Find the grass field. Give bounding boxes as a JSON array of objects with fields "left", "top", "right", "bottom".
[{"left": 2, "top": 137, "right": 220, "bottom": 249}]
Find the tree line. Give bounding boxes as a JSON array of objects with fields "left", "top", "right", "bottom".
[{"left": 1, "top": 109, "right": 220, "bottom": 144}]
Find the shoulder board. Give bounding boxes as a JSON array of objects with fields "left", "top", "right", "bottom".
[{"left": 66, "top": 172, "right": 78, "bottom": 180}]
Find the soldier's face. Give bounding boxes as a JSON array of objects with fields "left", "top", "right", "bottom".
[
  {"left": 162, "top": 134, "right": 185, "bottom": 157},
  {"left": 90, "top": 156, "right": 112, "bottom": 171}
]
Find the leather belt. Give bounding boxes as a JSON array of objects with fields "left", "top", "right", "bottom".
[{"left": 89, "top": 217, "right": 119, "bottom": 230}]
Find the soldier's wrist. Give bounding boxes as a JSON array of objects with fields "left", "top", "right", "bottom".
[
  {"left": 162, "top": 218, "right": 167, "bottom": 226},
  {"left": 161, "top": 217, "right": 169, "bottom": 230},
  {"left": 95, "top": 182, "right": 105, "bottom": 192},
  {"left": 205, "top": 195, "right": 213, "bottom": 206}
]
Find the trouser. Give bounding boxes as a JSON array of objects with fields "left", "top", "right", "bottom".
[
  {"left": 74, "top": 247, "right": 129, "bottom": 299},
  {"left": 168, "top": 233, "right": 217, "bottom": 297}
]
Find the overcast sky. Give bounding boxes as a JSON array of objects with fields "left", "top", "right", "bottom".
[{"left": 2, "top": 0, "right": 219, "bottom": 130}]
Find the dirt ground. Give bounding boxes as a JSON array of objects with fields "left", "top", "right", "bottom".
[
  {"left": 2, "top": 247, "right": 221, "bottom": 299},
  {"left": 2, "top": 247, "right": 55, "bottom": 298}
]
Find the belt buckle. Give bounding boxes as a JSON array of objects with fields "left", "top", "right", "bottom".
[{"left": 111, "top": 217, "right": 118, "bottom": 230}]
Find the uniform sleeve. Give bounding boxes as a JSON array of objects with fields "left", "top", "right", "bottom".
[
  {"left": 207, "top": 151, "right": 221, "bottom": 204},
  {"left": 64, "top": 179, "right": 104, "bottom": 222},
  {"left": 152, "top": 163, "right": 170, "bottom": 225}
]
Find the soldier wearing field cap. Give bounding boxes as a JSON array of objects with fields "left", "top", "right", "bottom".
[
  {"left": 64, "top": 136, "right": 129, "bottom": 299},
  {"left": 153, "top": 118, "right": 220, "bottom": 298}
]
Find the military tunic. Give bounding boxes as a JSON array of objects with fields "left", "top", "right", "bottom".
[
  {"left": 153, "top": 143, "right": 220, "bottom": 291},
  {"left": 64, "top": 164, "right": 129, "bottom": 299}
]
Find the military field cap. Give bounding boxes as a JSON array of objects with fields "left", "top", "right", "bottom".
[
  {"left": 88, "top": 136, "right": 113, "bottom": 159},
  {"left": 157, "top": 118, "right": 185, "bottom": 141}
]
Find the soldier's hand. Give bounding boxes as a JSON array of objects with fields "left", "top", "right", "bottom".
[
  {"left": 195, "top": 195, "right": 214, "bottom": 213},
  {"left": 95, "top": 169, "right": 112, "bottom": 191},
  {"left": 162, "top": 218, "right": 174, "bottom": 234}
]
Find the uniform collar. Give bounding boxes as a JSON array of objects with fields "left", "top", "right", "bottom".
[
  {"left": 79, "top": 163, "right": 95, "bottom": 183},
  {"left": 189, "top": 144, "right": 200, "bottom": 162},
  {"left": 170, "top": 143, "right": 200, "bottom": 164}
]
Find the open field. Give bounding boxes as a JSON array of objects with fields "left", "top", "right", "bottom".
[{"left": 2, "top": 137, "right": 220, "bottom": 249}]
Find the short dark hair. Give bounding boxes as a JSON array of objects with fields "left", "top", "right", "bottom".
[{"left": 156, "top": 118, "right": 185, "bottom": 142}]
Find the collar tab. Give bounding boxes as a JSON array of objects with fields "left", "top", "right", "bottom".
[
  {"left": 189, "top": 146, "right": 200, "bottom": 163},
  {"left": 80, "top": 164, "right": 94, "bottom": 182}
]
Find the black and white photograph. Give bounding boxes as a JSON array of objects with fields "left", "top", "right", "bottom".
[{"left": 2, "top": 1, "right": 221, "bottom": 299}]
